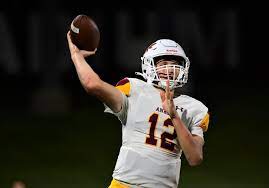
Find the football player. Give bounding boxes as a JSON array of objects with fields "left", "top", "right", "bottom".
[{"left": 67, "top": 31, "right": 210, "bottom": 188}]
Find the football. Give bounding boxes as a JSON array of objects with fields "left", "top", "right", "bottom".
[{"left": 70, "top": 14, "right": 100, "bottom": 51}]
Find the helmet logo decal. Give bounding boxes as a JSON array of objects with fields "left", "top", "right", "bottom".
[{"left": 166, "top": 49, "right": 178, "bottom": 52}]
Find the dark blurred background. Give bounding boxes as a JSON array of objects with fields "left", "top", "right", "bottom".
[{"left": 0, "top": 1, "right": 268, "bottom": 188}]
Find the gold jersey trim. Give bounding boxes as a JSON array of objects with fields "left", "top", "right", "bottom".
[
  {"left": 199, "top": 113, "right": 210, "bottom": 132},
  {"left": 116, "top": 82, "right": 131, "bottom": 96},
  {"left": 109, "top": 179, "right": 130, "bottom": 188}
]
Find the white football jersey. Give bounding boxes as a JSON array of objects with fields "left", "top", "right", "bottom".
[{"left": 104, "top": 78, "right": 209, "bottom": 188}]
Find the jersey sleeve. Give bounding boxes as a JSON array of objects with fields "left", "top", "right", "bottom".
[
  {"left": 189, "top": 102, "right": 210, "bottom": 139},
  {"left": 103, "top": 77, "right": 131, "bottom": 125}
]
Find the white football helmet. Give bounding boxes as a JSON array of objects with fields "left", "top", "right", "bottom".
[{"left": 136, "top": 39, "right": 190, "bottom": 90}]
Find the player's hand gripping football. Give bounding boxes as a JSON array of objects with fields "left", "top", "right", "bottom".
[
  {"left": 67, "top": 31, "right": 97, "bottom": 62},
  {"left": 160, "top": 80, "right": 177, "bottom": 119}
]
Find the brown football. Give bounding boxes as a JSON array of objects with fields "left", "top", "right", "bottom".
[{"left": 70, "top": 15, "right": 100, "bottom": 51}]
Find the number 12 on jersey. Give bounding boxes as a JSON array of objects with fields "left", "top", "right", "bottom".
[{"left": 145, "top": 113, "right": 177, "bottom": 152}]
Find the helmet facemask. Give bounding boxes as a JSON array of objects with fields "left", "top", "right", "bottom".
[{"left": 137, "top": 55, "right": 190, "bottom": 90}]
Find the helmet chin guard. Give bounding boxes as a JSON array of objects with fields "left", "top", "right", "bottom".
[{"left": 136, "top": 39, "right": 190, "bottom": 90}]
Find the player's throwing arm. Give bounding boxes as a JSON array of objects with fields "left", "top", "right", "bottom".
[{"left": 66, "top": 28, "right": 123, "bottom": 113}]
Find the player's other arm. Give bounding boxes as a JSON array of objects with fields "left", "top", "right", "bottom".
[
  {"left": 160, "top": 80, "right": 204, "bottom": 166},
  {"left": 67, "top": 31, "right": 123, "bottom": 113},
  {"left": 171, "top": 115, "right": 204, "bottom": 166}
]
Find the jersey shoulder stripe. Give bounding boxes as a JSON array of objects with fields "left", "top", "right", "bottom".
[
  {"left": 115, "top": 77, "right": 131, "bottom": 96},
  {"left": 199, "top": 113, "right": 210, "bottom": 132}
]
